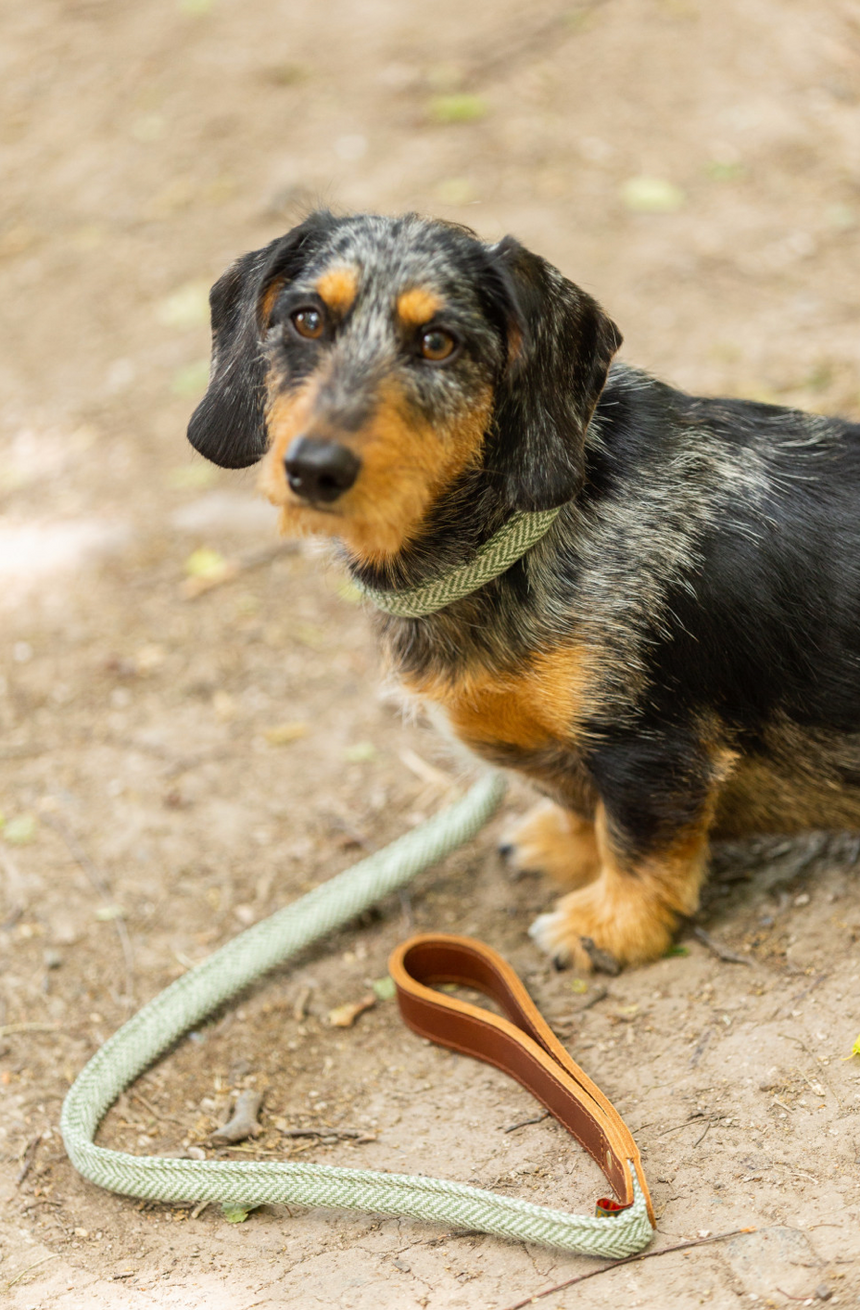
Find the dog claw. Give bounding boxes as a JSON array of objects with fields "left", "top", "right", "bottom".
[{"left": 579, "top": 936, "right": 621, "bottom": 976}]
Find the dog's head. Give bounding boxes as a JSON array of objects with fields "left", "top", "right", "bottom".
[{"left": 188, "top": 211, "right": 621, "bottom": 564}]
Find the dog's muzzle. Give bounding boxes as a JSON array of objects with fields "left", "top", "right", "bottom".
[{"left": 284, "top": 436, "right": 361, "bottom": 504}]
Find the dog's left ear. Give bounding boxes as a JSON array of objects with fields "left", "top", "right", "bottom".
[
  {"left": 187, "top": 212, "right": 338, "bottom": 468},
  {"left": 482, "top": 236, "right": 622, "bottom": 511}
]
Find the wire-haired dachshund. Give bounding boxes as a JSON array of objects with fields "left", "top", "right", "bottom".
[{"left": 188, "top": 210, "right": 860, "bottom": 972}]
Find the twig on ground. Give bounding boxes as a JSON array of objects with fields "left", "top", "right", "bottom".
[
  {"left": 292, "top": 985, "right": 312, "bottom": 1022},
  {"left": 16, "top": 1134, "right": 41, "bottom": 1186},
  {"left": 398, "top": 748, "right": 454, "bottom": 790},
  {"left": 499, "top": 1226, "right": 756, "bottom": 1310},
  {"left": 190, "top": 1200, "right": 210, "bottom": 1220},
  {"left": 0, "top": 1022, "right": 59, "bottom": 1038},
  {"left": 131, "top": 1090, "right": 186, "bottom": 1129},
  {"left": 692, "top": 926, "right": 754, "bottom": 965},
  {"left": 101, "top": 733, "right": 230, "bottom": 779},
  {"left": 770, "top": 973, "right": 828, "bottom": 1023},
  {"left": 0, "top": 742, "right": 50, "bottom": 762},
  {"left": 656, "top": 1112, "right": 719, "bottom": 1139},
  {"left": 43, "top": 814, "right": 135, "bottom": 1006},
  {"left": 580, "top": 984, "right": 609, "bottom": 1010},
  {"left": 778, "top": 1031, "right": 840, "bottom": 1106},
  {"left": 183, "top": 541, "right": 298, "bottom": 599},
  {"left": 211, "top": 1090, "right": 264, "bottom": 1144},
  {"left": 467, "top": 0, "right": 610, "bottom": 82},
  {"left": 693, "top": 1119, "right": 713, "bottom": 1148},
  {"left": 5, "top": 1253, "right": 61, "bottom": 1291},
  {"left": 504, "top": 1111, "right": 550, "bottom": 1134},
  {"left": 689, "top": 1028, "right": 713, "bottom": 1068},
  {"left": 279, "top": 1128, "right": 377, "bottom": 1142}
]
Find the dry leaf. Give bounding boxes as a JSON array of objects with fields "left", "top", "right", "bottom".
[
  {"left": 327, "top": 993, "right": 376, "bottom": 1028},
  {"left": 264, "top": 722, "right": 308, "bottom": 746}
]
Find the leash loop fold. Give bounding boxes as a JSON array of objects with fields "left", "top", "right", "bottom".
[
  {"left": 390, "top": 934, "right": 653, "bottom": 1226},
  {"left": 61, "top": 772, "right": 653, "bottom": 1258}
]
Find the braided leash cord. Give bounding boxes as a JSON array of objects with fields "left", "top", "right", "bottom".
[
  {"left": 356, "top": 507, "right": 562, "bottom": 618},
  {"left": 61, "top": 770, "right": 651, "bottom": 1257}
]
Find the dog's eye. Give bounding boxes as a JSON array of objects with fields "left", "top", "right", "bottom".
[
  {"left": 419, "top": 328, "right": 457, "bottom": 362},
  {"left": 292, "top": 308, "right": 325, "bottom": 340}
]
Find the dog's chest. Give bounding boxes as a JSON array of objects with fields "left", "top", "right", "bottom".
[{"left": 399, "top": 645, "right": 589, "bottom": 756}]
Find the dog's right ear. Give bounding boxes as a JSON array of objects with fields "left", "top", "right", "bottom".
[{"left": 187, "top": 212, "right": 338, "bottom": 468}]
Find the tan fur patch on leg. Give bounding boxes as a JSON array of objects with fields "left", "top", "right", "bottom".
[
  {"left": 530, "top": 802, "right": 710, "bottom": 971},
  {"left": 503, "top": 799, "right": 599, "bottom": 888}
]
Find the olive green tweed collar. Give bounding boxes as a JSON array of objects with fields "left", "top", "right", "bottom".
[{"left": 355, "top": 506, "right": 562, "bottom": 619}]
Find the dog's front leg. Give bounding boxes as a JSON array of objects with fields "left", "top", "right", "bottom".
[{"left": 529, "top": 797, "right": 709, "bottom": 970}]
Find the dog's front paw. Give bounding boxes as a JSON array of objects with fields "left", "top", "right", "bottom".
[
  {"left": 529, "top": 909, "right": 583, "bottom": 968},
  {"left": 500, "top": 800, "right": 599, "bottom": 887},
  {"left": 529, "top": 878, "right": 677, "bottom": 972}
]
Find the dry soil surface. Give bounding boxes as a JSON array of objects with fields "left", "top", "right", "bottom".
[{"left": 2, "top": 1, "right": 860, "bottom": 1307}]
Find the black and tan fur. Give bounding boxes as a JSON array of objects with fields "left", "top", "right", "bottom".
[{"left": 188, "top": 210, "right": 860, "bottom": 971}]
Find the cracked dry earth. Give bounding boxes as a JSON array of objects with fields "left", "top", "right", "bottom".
[{"left": 2, "top": 0, "right": 860, "bottom": 1306}]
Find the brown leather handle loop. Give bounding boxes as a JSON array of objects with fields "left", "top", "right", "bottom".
[{"left": 389, "top": 933, "right": 654, "bottom": 1227}]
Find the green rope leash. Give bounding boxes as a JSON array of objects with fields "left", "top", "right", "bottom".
[
  {"left": 61, "top": 771, "right": 651, "bottom": 1257},
  {"left": 356, "top": 507, "right": 562, "bottom": 618}
]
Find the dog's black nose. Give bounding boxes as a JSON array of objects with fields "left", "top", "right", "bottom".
[{"left": 284, "top": 437, "right": 360, "bottom": 503}]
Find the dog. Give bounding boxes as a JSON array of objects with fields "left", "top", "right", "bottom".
[{"left": 187, "top": 209, "right": 860, "bottom": 972}]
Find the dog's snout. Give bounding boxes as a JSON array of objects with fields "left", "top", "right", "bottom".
[{"left": 284, "top": 437, "right": 361, "bottom": 503}]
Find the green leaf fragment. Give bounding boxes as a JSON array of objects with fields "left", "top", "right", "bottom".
[
  {"left": 429, "top": 94, "right": 487, "bottom": 124},
  {"left": 621, "top": 176, "right": 686, "bottom": 213},
  {"left": 372, "top": 976, "right": 396, "bottom": 1002},
  {"left": 222, "top": 1204, "right": 254, "bottom": 1223},
  {"left": 185, "top": 548, "right": 227, "bottom": 579},
  {"left": 343, "top": 741, "right": 377, "bottom": 763},
  {"left": 4, "top": 814, "right": 36, "bottom": 845}
]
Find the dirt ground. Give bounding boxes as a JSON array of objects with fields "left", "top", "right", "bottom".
[{"left": 2, "top": 0, "right": 860, "bottom": 1305}]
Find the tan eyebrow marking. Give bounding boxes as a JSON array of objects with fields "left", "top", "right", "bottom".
[
  {"left": 397, "top": 287, "right": 443, "bottom": 326},
  {"left": 260, "top": 277, "right": 284, "bottom": 322},
  {"left": 315, "top": 266, "right": 359, "bottom": 314}
]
